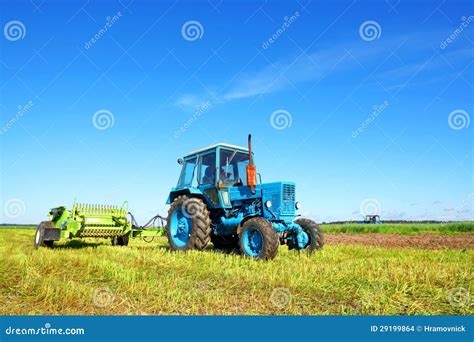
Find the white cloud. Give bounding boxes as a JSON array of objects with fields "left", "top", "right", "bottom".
[{"left": 174, "top": 34, "right": 473, "bottom": 113}]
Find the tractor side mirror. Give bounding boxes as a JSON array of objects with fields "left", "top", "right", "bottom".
[{"left": 177, "top": 158, "right": 184, "bottom": 165}]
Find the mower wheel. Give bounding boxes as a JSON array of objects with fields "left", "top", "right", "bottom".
[
  {"left": 239, "top": 217, "right": 279, "bottom": 260},
  {"left": 112, "top": 235, "right": 130, "bottom": 246},
  {"left": 166, "top": 195, "right": 211, "bottom": 251},
  {"left": 34, "top": 221, "right": 55, "bottom": 249},
  {"left": 43, "top": 240, "right": 55, "bottom": 247},
  {"left": 294, "top": 218, "right": 324, "bottom": 252},
  {"left": 211, "top": 234, "right": 239, "bottom": 250}
]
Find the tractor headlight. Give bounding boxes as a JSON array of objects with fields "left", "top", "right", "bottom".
[
  {"left": 265, "top": 200, "right": 272, "bottom": 209},
  {"left": 295, "top": 201, "right": 301, "bottom": 210}
]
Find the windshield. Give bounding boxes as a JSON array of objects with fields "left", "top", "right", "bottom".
[{"left": 219, "top": 149, "right": 250, "bottom": 186}]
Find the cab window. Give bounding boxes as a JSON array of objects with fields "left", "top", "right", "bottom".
[
  {"left": 219, "top": 149, "right": 250, "bottom": 186},
  {"left": 200, "top": 152, "right": 216, "bottom": 185},
  {"left": 178, "top": 157, "right": 197, "bottom": 187}
]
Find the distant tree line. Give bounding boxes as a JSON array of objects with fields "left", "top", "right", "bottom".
[{"left": 321, "top": 220, "right": 469, "bottom": 225}]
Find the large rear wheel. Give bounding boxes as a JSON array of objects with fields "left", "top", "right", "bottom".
[
  {"left": 166, "top": 195, "right": 211, "bottom": 251},
  {"left": 239, "top": 217, "right": 279, "bottom": 260}
]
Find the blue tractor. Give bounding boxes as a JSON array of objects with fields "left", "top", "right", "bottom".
[
  {"left": 165, "top": 135, "right": 324, "bottom": 260},
  {"left": 363, "top": 215, "right": 382, "bottom": 224}
]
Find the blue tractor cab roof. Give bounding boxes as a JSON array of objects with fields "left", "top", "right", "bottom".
[{"left": 185, "top": 143, "right": 249, "bottom": 157}]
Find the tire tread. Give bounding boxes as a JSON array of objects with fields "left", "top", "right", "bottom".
[
  {"left": 239, "top": 217, "right": 279, "bottom": 260},
  {"left": 165, "top": 195, "right": 211, "bottom": 251}
]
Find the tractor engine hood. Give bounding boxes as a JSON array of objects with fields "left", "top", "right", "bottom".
[{"left": 259, "top": 182, "right": 296, "bottom": 218}]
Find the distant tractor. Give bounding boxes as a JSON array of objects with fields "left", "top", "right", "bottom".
[
  {"left": 363, "top": 215, "right": 382, "bottom": 224},
  {"left": 165, "top": 135, "right": 324, "bottom": 260}
]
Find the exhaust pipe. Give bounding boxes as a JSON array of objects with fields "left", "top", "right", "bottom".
[{"left": 246, "top": 134, "right": 257, "bottom": 194}]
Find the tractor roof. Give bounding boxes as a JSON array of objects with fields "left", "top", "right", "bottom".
[{"left": 186, "top": 143, "right": 248, "bottom": 157}]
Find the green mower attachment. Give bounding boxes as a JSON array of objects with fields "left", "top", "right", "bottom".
[{"left": 34, "top": 201, "right": 164, "bottom": 248}]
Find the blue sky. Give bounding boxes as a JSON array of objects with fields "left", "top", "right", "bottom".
[{"left": 0, "top": 0, "right": 473, "bottom": 224}]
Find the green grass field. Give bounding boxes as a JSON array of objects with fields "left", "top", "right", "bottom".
[{"left": 0, "top": 226, "right": 472, "bottom": 315}]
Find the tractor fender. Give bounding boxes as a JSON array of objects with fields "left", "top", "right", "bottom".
[
  {"left": 236, "top": 215, "right": 260, "bottom": 235},
  {"left": 167, "top": 188, "right": 206, "bottom": 205}
]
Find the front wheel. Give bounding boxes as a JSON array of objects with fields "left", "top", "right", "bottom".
[
  {"left": 293, "top": 218, "right": 324, "bottom": 253},
  {"left": 239, "top": 218, "right": 279, "bottom": 260}
]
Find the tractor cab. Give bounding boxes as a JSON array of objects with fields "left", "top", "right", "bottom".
[
  {"left": 169, "top": 143, "right": 253, "bottom": 208},
  {"left": 178, "top": 143, "right": 251, "bottom": 188},
  {"left": 364, "top": 215, "right": 382, "bottom": 224}
]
